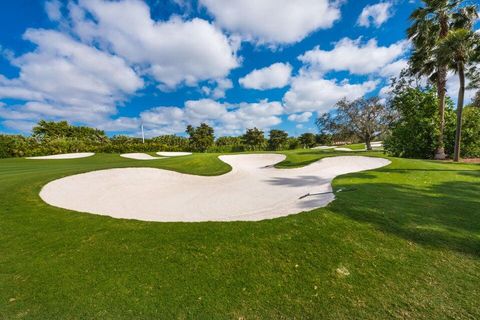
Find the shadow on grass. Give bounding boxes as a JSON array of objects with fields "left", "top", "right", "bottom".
[{"left": 329, "top": 179, "right": 480, "bottom": 257}]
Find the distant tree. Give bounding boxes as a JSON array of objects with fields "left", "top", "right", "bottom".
[
  {"left": 216, "top": 136, "right": 242, "bottom": 146},
  {"left": 185, "top": 123, "right": 215, "bottom": 152},
  {"left": 316, "top": 97, "right": 395, "bottom": 150},
  {"left": 286, "top": 137, "right": 300, "bottom": 150},
  {"left": 32, "top": 120, "right": 71, "bottom": 140},
  {"left": 242, "top": 127, "right": 265, "bottom": 150},
  {"left": 32, "top": 120, "right": 106, "bottom": 142},
  {"left": 298, "top": 133, "right": 316, "bottom": 148},
  {"left": 215, "top": 136, "right": 244, "bottom": 152},
  {"left": 268, "top": 129, "right": 288, "bottom": 150},
  {"left": 316, "top": 112, "right": 357, "bottom": 144},
  {"left": 436, "top": 29, "right": 480, "bottom": 161},
  {"left": 151, "top": 135, "right": 189, "bottom": 150},
  {"left": 315, "top": 133, "right": 333, "bottom": 145},
  {"left": 473, "top": 90, "right": 480, "bottom": 107}
]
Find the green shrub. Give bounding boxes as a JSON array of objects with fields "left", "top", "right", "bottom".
[
  {"left": 459, "top": 107, "right": 480, "bottom": 158},
  {"left": 384, "top": 88, "right": 456, "bottom": 159}
]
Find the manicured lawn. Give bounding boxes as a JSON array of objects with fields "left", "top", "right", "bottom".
[
  {"left": 343, "top": 143, "right": 368, "bottom": 150},
  {"left": 1, "top": 150, "right": 479, "bottom": 319}
]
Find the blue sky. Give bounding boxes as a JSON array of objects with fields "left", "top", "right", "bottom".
[{"left": 0, "top": 0, "right": 477, "bottom": 137}]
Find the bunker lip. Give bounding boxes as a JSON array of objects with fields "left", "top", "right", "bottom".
[
  {"left": 39, "top": 154, "right": 390, "bottom": 222},
  {"left": 120, "top": 153, "right": 164, "bottom": 160},
  {"left": 26, "top": 152, "right": 95, "bottom": 160},
  {"left": 156, "top": 152, "right": 192, "bottom": 157}
]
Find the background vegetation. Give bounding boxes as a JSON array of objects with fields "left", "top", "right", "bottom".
[{"left": 0, "top": 120, "right": 340, "bottom": 158}]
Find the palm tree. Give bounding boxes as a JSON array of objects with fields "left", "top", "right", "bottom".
[
  {"left": 436, "top": 29, "right": 480, "bottom": 161},
  {"left": 407, "top": 0, "right": 478, "bottom": 160}
]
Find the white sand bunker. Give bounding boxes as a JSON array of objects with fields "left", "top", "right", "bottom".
[
  {"left": 120, "top": 153, "right": 164, "bottom": 160},
  {"left": 26, "top": 152, "right": 95, "bottom": 160},
  {"left": 40, "top": 155, "right": 390, "bottom": 222},
  {"left": 312, "top": 146, "right": 335, "bottom": 150},
  {"left": 156, "top": 152, "right": 192, "bottom": 157}
]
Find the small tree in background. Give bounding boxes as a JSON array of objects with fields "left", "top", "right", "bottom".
[
  {"left": 298, "top": 133, "right": 316, "bottom": 148},
  {"left": 32, "top": 120, "right": 107, "bottom": 142},
  {"left": 268, "top": 129, "right": 288, "bottom": 150},
  {"left": 242, "top": 127, "right": 265, "bottom": 150},
  {"left": 316, "top": 97, "right": 395, "bottom": 150},
  {"left": 315, "top": 133, "right": 333, "bottom": 146},
  {"left": 185, "top": 123, "right": 214, "bottom": 152}
]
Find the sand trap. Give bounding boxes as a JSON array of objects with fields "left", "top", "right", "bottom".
[
  {"left": 334, "top": 147, "right": 354, "bottom": 151},
  {"left": 312, "top": 146, "right": 336, "bottom": 150},
  {"left": 26, "top": 152, "right": 95, "bottom": 160},
  {"left": 40, "top": 155, "right": 390, "bottom": 222},
  {"left": 120, "top": 153, "right": 164, "bottom": 160},
  {"left": 371, "top": 141, "right": 383, "bottom": 149},
  {"left": 156, "top": 152, "right": 192, "bottom": 157}
]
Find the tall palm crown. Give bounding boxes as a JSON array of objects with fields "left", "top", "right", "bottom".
[
  {"left": 407, "top": 0, "right": 478, "bottom": 159},
  {"left": 436, "top": 29, "right": 480, "bottom": 68},
  {"left": 408, "top": 0, "right": 477, "bottom": 80}
]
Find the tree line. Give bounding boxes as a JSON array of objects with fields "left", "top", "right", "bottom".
[{"left": 0, "top": 120, "right": 331, "bottom": 158}]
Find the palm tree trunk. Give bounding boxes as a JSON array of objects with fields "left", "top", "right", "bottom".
[
  {"left": 435, "top": 68, "right": 447, "bottom": 160},
  {"left": 454, "top": 62, "right": 465, "bottom": 162},
  {"left": 434, "top": 12, "right": 449, "bottom": 160}
]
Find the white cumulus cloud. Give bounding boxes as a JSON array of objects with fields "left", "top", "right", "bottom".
[
  {"left": 288, "top": 112, "right": 313, "bottom": 123},
  {"left": 283, "top": 75, "right": 379, "bottom": 114},
  {"left": 239, "top": 63, "right": 292, "bottom": 90},
  {"left": 299, "top": 37, "right": 408, "bottom": 75},
  {"left": 72, "top": 0, "right": 239, "bottom": 89},
  {"left": 358, "top": 2, "right": 393, "bottom": 28},
  {"left": 0, "top": 29, "right": 144, "bottom": 130},
  {"left": 199, "top": 0, "right": 342, "bottom": 45}
]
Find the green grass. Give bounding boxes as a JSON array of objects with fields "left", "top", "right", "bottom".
[
  {"left": 341, "top": 142, "right": 367, "bottom": 150},
  {"left": 1, "top": 150, "right": 479, "bottom": 319}
]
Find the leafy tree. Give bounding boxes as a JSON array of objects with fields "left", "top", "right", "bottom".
[
  {"left": 315, "top": 133, "right": 333, "bottom": 145},
  {"left": 286, "top": 137, "right": 300, "bottom": 150},
  {"left": 460, "top": 106, "right": 480, "bottom": 157},
  {"left": 32, "top": 120, "right": 107, "bottom": 142},
  {"left": 32, "top": 120, "right": 71, "bottom": 140},
  {"left": 185, "top": 123, "right": 215, "bottom": 152},
  {"left": 152, "top": 135, "right": 189, "bottom": 151},
  {"left": 473, "top": 90, "right": 480, "bottom": 107},
  {"left": 316, "top": 97, "right": 395, "bottom": 150},
  {"left": 242, "top": 127, "right": 265, "bottom": 150},
  {"left": 268, "top": 129, "right": 288, "bottom": 150},
  {"left": 436, "top": 28, "right": 480, "bottom": 161},
  {"left": 407, "top": 0, "right": 478, "bottom": 159},
  {"left": 298, "top": 133, "right": 316, "bottom": 148},
  {"left": 214, "top": 136, "right": 244, "bottom": 152},
  {"left": 215, "top": 136, "right": 242, "bottom": 146},
  {"left": 384, "top": 87, "right": 456, "bottom": 158}
]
